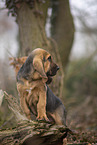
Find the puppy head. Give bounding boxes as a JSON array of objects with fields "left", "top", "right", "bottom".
[
  {"left": 32, "top": 48, "right": 59, "bottom": 83},
  {"left": 16, "top": 48, "right": 59, "bottom": 83}
]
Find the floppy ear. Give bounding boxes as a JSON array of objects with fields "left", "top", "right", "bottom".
[{"left": 33, "top": 57, "right": 47, "bottom": 80}]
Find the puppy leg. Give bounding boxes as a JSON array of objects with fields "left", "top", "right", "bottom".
[
  {"left": 48, "top": 105, "right": 66, "bottom": 126},
  {"left": 17, "top": 83, "right": 31, "bottom": 120},
  {"left": 20, "top": 96, "right": 31, "bottom": 120},
  {"left": 37, "top": 85, "right": 48, "bottom": 121}
]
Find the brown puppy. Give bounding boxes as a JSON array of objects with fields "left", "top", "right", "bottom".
[
  {"left": 16, "top": 48, "right": 59, "bottom": 120},
  {"left": 10, "top": 54, "right": 67, "bottom": 126}
]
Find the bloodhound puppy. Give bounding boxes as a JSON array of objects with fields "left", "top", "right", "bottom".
[
  {"left": 16, "top": 48, "right": 59, "bottom": 120},
  {"left": 10, "top": 48, "right": 66, "bottom": 125}
]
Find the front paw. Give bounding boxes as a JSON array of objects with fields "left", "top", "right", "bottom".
[{"left": 36, "top": 114, "right": 49, "bottom": 121}]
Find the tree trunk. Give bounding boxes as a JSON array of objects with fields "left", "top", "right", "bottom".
[
  {"left": 51, "top": 0, "right": 75, "bottom": 68},
  {"left": 16, "top": 1, "right": 50, "bottom": 56}
]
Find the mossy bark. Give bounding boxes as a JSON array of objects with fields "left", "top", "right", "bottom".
[{"left": 16, "top": 1, "right": 50, "bottom": 56}]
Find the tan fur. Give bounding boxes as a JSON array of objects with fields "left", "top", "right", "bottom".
[
  {"left": 47, "top": 105, "right": 65, "bottom": 125},
  {"left": 17, "top": 80, "right": 47, "bottom": 120},
  {"left": 11, "top": 48, "right": 56, "bottom": 121}
]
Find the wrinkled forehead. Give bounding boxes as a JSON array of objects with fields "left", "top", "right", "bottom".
[
  {"left": 32, "top": 48, "right": 51, "bottom": 59},
  {"left": 43, "top": 51, "right": 51, "bottom": 59}
]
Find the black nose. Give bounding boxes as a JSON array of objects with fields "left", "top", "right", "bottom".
[{"left": 57, "top": 66, "right": 59, "bottom": 70}]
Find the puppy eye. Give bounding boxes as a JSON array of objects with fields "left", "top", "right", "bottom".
[{"left": 48, "top": 56, "right": 51, "bottom": 61}]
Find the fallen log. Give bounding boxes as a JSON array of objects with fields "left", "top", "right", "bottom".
[
  {"left": 0, "top": 91, "right": 72, "bottom": 145},
  {"left": 0, "top": 121, "right": 69, "bottom": 145}
]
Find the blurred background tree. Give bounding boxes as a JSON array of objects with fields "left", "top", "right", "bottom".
[{"left": 0, "top": 0, "right": 97, "bottom": 141}]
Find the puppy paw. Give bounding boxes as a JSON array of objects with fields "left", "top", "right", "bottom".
[{"left": 36, "top": 114, "right": 49, "bottom": 121}]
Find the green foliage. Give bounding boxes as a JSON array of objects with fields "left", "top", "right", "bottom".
[{"left": 64, "top": 59, "right": 97, "bottom": 99}]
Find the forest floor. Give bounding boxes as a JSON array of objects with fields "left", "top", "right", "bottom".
[{"left": 66, "top": 95, "right": 97, "bottom": 144}]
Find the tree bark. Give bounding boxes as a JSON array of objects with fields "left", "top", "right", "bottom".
[
  {"left": 0, "top": 121, "right": 69, "bottom": 145},
  {"left": 16, "top": 1, "right": 50, "bottom": 56},
  {"left": 51, "top": 0, "right": 75, "bottom": 68}
]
